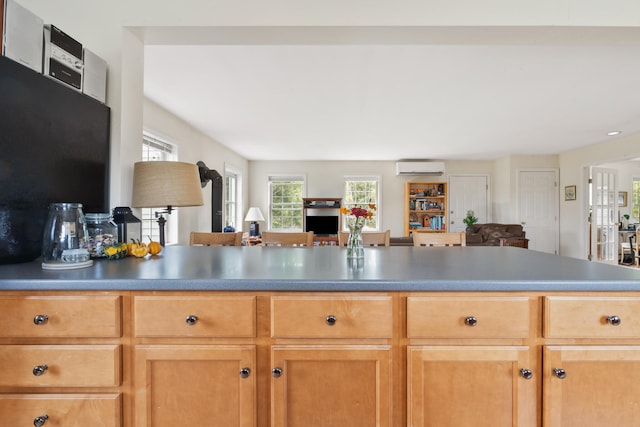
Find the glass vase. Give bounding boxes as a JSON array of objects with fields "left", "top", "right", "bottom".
[{"left": 346, "top": 219, "right": 365, "bottom": 259}]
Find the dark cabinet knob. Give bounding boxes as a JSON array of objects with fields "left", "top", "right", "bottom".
[
  {"left": 33, "top": 315, "right": 49, "bottom": 325},
  {"left": 520, "top": 368, "right": 533, "bottom": 380},
  {"left": 325, "top": 315, "right": 337, "bottom": 326},
  {"left": 553, "top": 368, "right": 567, "bottom": 379},
  {"left": 32, "top": 365, "right": 48, "bottom": 376},
  {"left": 272, "top": 367, "right": 283, "bottom": 378},
  {"left": 33, "top": 415, "right": 49, "bottom": 427},
  {"left": 606, "top": 315, "right": 622, "bottom": 326},
  {"left": 185, "top": 315, "right": 198, "bottom": 325},
  {"left": 465, "top": 316, "right": 478, "bottom": 327},
  {"left": 239, "top": 368, "right": 251, "bottom": 378}
]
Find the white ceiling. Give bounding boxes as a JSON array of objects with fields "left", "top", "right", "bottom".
[{"left": 143, "top": 26, "right": 640, "bottom": 161}]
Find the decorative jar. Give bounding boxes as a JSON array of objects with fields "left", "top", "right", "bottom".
[
  {"left": 85, "top": 213, "right": 118, "bottom": 258},
  {"left": 41, "top": 203, "right": 90, "bottom": 266}
]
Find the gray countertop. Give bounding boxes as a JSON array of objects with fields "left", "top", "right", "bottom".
[{"left": 0, "top": 246, "right": 639, "bottom": 291}]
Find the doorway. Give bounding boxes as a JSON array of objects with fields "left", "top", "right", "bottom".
[
  {"left": 517, "top": 169, "right": 559, "bottom": 254},
  {"left": 589, "top": 167, "right": 619, "bottom": 264},
  {"left": 448, "top": 175, "right": 490, "bottom": 233}
]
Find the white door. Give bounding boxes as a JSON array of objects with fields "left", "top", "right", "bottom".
[
  {"left": 449, "top": 175, "right": 489, "bottom": 232},
  {"left": 590, "top": 167, "right": 618, "bottom": 264},
  {"left": 517, "top": 169, "right": 559, "bottom": 254}
]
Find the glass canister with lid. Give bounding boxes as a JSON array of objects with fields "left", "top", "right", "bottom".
[{"left": 85, "top": 213, "right": 118, "bottom": 258}]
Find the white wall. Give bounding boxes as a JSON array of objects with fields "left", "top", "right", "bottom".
[
  {"left": 143, "top": 99, "right": 249, "bottom": 244},
  {"left": 249, "top": 159, "right": 507, "bottom": 237},
  {"left": 559, "top": 134, "right": 640, "bottom": 259}
]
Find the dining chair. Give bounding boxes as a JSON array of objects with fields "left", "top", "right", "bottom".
[
  {"left": 261, "top": 231, "right": 314, "bottom": 247},
  {"left": 189, "top": 231, "right": 243, "bottom": 246},
  {"left": 412, "top": 232, "right": 466, "bottom": 247},
  {"left": 619, "top": 233, "right": 633, "bottom": 264},
  {"left": 338, "top": 230, "right": 391, "bottom": 247}
]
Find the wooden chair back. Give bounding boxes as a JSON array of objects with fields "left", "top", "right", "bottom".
[
  {"left": 412, "top": 232, "right": 466, "bottom": 247},
  {"left": 261, "top": 231, "right": 314, "bottom": 247},
  {"left": 338, "top": 230, "right": 390, "bottom": 247},
  {"left": 189, "top": 232, "right": 243, "bottom": 246}
]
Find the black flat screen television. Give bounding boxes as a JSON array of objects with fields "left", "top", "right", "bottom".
[
  {"left": 305, "top": 215, "right": 339, "bottom": 236},
  {"left": 0, "top": 56, "right": 111, "bottom": 264}
]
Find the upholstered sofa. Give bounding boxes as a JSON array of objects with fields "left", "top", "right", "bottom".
[{"left": 465, "top": 223, "right": 528, "bottom": 247}]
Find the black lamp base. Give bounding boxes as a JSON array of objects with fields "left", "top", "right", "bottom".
[
  {"left": 249, "top": 222, "right": 260, "bottom": 237},
  {"left": 157, "top": 214, "right": 167, "bottom": 246}
]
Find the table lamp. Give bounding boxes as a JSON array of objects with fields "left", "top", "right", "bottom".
[
  {"left": 132, "top": 161, "right": 204, "bottom": 246},
  {"left": 244, "top": 207, "right": 265, "bottom": 237}
]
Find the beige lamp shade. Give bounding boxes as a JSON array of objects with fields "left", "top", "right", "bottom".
[
  {"left": 244, "top": 207, "right": 265, "bottom": 222},
  {"left": 132, "top": 161, "right": 204, "bottom": 208}
]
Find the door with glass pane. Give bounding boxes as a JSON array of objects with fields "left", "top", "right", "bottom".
[{"left": 590, "top": 167, "right": 618, "bottom": 264}]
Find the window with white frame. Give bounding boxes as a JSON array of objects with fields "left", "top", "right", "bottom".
[
  {"left": 343, "top": 176, "right": 380, "bottom": 231},
  {"left": 141, "top": 132, "right": 177, "bottom": 243},
  {"left": 224, "top": 170, "right": 239, "bottom": 229},
  {"left": 269, "top": 176, "right": 305, "bottom": 231}
]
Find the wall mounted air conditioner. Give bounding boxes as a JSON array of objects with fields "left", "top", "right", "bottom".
[{"left": 395, "top": 161, "right": 445, "bottom": 176}]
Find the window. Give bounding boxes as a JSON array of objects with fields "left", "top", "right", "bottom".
[
  {"left": 343, "top": 176, "right": 380, "bottom": 231},
  {"left": 633, "top": 177, "right": 640, "bottom": 222},
  {"left": 269, "top": 176, "right": 305, "bottom": 231},
  {"left": 225, "top": 170, "right": 238, "bottom": 229},
  {"left": 141, "top": 132, "right": 177, "bottom": 243}
]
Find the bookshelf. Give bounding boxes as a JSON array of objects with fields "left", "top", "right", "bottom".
[{"left": 404, "top": 182, "right": 447, "bottom": 237}]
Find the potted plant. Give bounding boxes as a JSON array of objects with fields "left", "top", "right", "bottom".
[{"left": 463, "top": 210, "right": 478, "bottom": 229}]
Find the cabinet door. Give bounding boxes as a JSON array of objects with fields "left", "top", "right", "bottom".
[
  {"left": 271, "top": 345, "right": 392, "bottom": 427},
  {"left": 135, "top": 345, "right": 255, "bottom": 427},
  {"left": 408, "top": 346, "right": 536, "bottom": 427},
  {"left": 544, "top": 346, "right": 640, "bottom": 427}
]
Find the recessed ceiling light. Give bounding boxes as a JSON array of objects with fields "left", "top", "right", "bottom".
[{"left": 607, "top": 131, "right": 622, "bottom": 136}]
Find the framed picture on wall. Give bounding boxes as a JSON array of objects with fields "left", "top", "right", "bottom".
[
  {"left": 619, "top": 191, "right": 628, "bottom": 207},
  {"left": 564, "top": 185, "right": 576, "bottom": 201}
]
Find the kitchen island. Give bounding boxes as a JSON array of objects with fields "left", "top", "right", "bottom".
[
  {"left": 1, "top": 245, "right": 639, "bottom": 291},
  {"left": 1, "top": 246, "right": 640, "bottom": 427}
]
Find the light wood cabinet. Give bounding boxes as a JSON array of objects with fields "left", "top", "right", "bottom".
[
  {"left": 271, "top": 295, "right": 393, "bottom": 339},
  {"left": 408, "top": 346, "right": 535, "bottom": 427},
  {"left": 407, "top": 296, "right": 531, "bottom": 339},
  {"left": 542, "top": 296, "right": 640, "bottom": 426},
  {"left": 134, "top": 345, "right": 256, "bottom": 427},
  {"left": 134, "top": 295, "right": 256, "bottom": 337},
  {"left": 271, "top": 345, "right": 392, "bottom": 427},
  {"left": 0, "top": 295, "right": 122, "bottom": 337},
  {"left": 407, "top": 296, "right": 537, "bottom": 427},
  {"left": 0, "top": 344, "right": 121, "bottom": 387},
  {"left": 3, "top": 290, "right": 640, "bottom": 427},
  {"left": 0, "top": 293, "right": 124, "bottom": 427},
  {"left": 270, "top": 295, "right": 394, "bottom": 426},
  {"left": 132, "top": 295, "right": 257, "bottom": 427},
  {"left": 0, "top": 393, "right": 122, "bottom": 427},
  {"left": 404, "top": 182, "right": 447, "bottom": 236},
  {"left": 543, "top": 346, "right": 640, "bottom": 427}
]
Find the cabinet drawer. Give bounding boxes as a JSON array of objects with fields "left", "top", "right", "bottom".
[
  {"left": 0, "top": 345, "right": 121, "bottom": 387},
  {"left": 0, "top": 393, "right": 121, "bottom": 427},
  {"left": 271, "top": 296, "right": 393, "bottom": 338},
  {"left": 134, "top": 296, "right": 256, "bottom": 337},
  {"left": 544, "top": 296, "right": 640, "bottom": 338},
  {"left": 0, "top": 295, "right": 121, "bottom": 338},
  {"left": 407, "top": 296, "right": 531, "bottom": 338}
]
